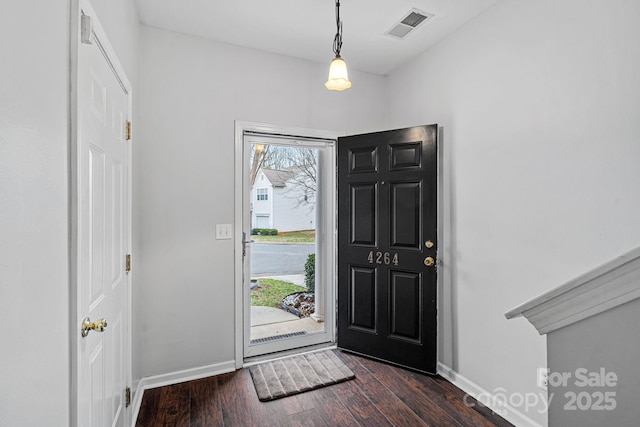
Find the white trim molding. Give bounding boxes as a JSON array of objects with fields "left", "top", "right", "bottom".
[
  {"left": 505, "top": 245, "right": 640, "bottom": 335},
  {"left": 130, "top": 360, "right": 236, "bottom": 427},
  {"left": 437, "top": 363, "right": 543, "bottom": 427}
]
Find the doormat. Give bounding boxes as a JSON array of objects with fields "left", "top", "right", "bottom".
[{"left": 249, "top": 350, "right": 355, "bottom": 401}]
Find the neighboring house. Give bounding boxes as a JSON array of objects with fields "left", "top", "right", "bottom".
[{"left": 251, "top": 167, "right": 315, "bottom": 232}]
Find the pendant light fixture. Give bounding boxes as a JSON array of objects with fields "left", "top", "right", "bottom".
[{"left": 325, "top": 0, "right": 351, "bottom": 91}]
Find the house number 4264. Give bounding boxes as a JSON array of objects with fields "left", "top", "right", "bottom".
[{"left": 367, "top": 251, "right": 399, "bottom": 266}]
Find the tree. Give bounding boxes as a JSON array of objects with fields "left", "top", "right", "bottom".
[
  {"left": 250, "top": 145, "right": 318, "bottom": 208},
  {"left": 249, "top": 144, "right": 269, "bottom": 187},
  {"left": 281, "top": 148, "right": 317, "bottom": 208}
]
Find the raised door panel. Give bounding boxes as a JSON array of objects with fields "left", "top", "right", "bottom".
[
  {"left": 388, "top": 270, "right": 422, "bottom": 344},
  {"left": 348, "top": 146, "right": 378, "bottom": 174},
  {"left": 89, "top": 145, "right": 106, "bottom": 307},
  {"left": 389, "top": 182, "right": 421, "bottom": 250},
  {"left": 350, "top": 184, "right": 378, "bottom": 246},
  {"left": 111, "top": 161, "right": 124, "bottom": 285},
  {"left": 89, "top": 341, "right": 105, "bottom": 427},
  {"left": 389, "top": 142, "right": 422, "bottom": 170},
  {"left": 349, "top": 266, "right": 377, "bottom": 333}
]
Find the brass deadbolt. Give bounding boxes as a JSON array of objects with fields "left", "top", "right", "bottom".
[{"left": 425, "top": 240, "right": 434, "bottom": 248}]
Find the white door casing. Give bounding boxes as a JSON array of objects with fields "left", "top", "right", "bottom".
[{"left": 73, "top": 2, "right": 132, "bottom": 426}]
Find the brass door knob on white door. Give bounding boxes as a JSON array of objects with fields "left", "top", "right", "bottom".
[{"left": 81, "top": 317, "right": 108, "bottom": 338}]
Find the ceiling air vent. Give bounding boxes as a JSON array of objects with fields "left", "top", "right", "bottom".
[{"left": 385, "top": 9, "right": 434, "bottom": 40}]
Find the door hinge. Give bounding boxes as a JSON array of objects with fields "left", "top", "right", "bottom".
[
  {"left": 126, "top": 254, "right": 131, "bottom": 273},
  {"left": 125, "top": 121, "right": 132, "bottom": 141},
  {"left": 125, "top": 387, "right": 131, "bottom": 408}
]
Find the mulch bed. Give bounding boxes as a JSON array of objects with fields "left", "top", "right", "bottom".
[{"left": 280, "top": 292, "right": 315, "bottom": 317}]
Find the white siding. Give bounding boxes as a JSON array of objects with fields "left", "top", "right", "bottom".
[
  {"left": 251, "top": 168, "right": 317, "bottom": 232},
  {"left": 251, "top": 170, "right": 273, "bottom": 229},
  {"left": 272, "top": 185, "right": 315, "bottom": 232}
]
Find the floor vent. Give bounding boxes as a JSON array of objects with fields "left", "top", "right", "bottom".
[
  {"left": 250, "top": 331, "right": 307, "bottom": 345},
  {"left": 385, "top": 9, "right": 434, "bottom": 40}
]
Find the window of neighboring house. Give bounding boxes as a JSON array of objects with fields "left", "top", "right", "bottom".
[{"left": 257, "top": 188, "right": 268, "bottom": 201}]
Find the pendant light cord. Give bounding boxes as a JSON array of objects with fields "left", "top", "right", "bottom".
[{"left": 332, "top": 0, "right": 343, "bottom": 57}]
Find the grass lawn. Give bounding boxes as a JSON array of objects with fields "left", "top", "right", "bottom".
[
  {"left": 251, "top": 278, "right": 303, "bottom": 307},
  {"left": 252, "top": 230, "right": 315, "bottom": 243}
]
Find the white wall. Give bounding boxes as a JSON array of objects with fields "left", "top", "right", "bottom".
[
  {"left": 548, "top": 297, "right": 640, "bottom": 426},
  {"left": 90, "top": 0, "right": 139, "bottom": 79},
  {"left": 0, "top": 1, "right": 70, "bottom": 425},
  {"left": 0, "top": 1, "right": 138, "bottom": 425},
  {"left": 388, "top": 0, "right": 640, "bottom": 425},
  {"left": 136, "top": 26, "right": 388, "bottom": 378}
]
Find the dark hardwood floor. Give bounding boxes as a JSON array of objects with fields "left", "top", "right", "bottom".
[{"left": 136, "top": 350, "right": 513, "bottom": 427}]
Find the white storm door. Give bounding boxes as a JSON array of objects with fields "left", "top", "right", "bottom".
[
  {"left": 76, "top": 4, "right": 131, "bottom": 427},
  {"left": 241, "top": 132, "right": 336, "bottom": 358}
]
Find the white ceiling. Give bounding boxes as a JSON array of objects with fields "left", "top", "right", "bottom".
[{"left": 135, "top": 0, "right": 497, "bottom": 75}]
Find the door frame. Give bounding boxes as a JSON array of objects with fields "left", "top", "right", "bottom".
[
  {"left": 234, "top": 121, "right": 340, "bottom": 368},
  {"left": 435, "top": 127, "right": 451, "bottom": 371},
  {"left": 69, "top": 1, "right": 133, "bottom": 425}
]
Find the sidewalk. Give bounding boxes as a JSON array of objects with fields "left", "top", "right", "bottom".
[{"left": 249, "top": 274, "right": 308, "bottom": 329}]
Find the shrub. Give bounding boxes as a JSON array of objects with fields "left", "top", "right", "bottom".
[
  {"left": 304, "top": 253, "right": 316, "bottom": 293},
  {"left": 251, "top": 228, "right": 278, "bottom": 236}
]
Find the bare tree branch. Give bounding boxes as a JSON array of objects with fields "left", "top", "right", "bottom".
[
  {"left": 253, "top": 146, "right": 318, "bottom": 209},
  {"left": 249, "top": 144, "right": 268, "bottom": 186}
]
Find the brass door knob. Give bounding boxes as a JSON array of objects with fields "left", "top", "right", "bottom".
[
  {"left": 424, "top": 257, "right": 435, "bottom": 267},
  {"left": 81, "top": 317, "right": 108, "bottom": 338}
]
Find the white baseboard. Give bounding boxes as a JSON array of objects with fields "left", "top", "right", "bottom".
[
  {"left": 130, "top": 360, "right": 236, "bottom": 427},
  {"left": 437, "top": 362, "right": 544, "bottom": 427}
]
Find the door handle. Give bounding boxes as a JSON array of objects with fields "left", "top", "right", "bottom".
[
  {"left": 424, "top": 257, "right": 435, "bottom": 267},
  {"left": 242, "top": 232, "right": 255, "bottom": 245},
  {"left": 242, "top": 232, "right": 255, "bottom": 257},
  {"left": 81, "top": 317, "right": 108, "bottom": 337}
]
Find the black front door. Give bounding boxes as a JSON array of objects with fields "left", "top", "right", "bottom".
[{"left": 337, "top": 125, "right": 438, "bottom": 374}]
